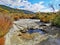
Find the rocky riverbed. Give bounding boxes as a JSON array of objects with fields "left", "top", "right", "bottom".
[{"left": 4, "top": 19, "right": 60, "bottom": 45}]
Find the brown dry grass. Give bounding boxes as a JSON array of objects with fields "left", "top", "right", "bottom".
[
  {"left": 0, "top": 37, "right": 5, "bottom": 45},
  {"left": 0, "top": 14, "right": 13, "bottom": 37}
]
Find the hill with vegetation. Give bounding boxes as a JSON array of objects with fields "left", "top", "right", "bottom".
[
  {"left": 0, "top": 5, "right": 34, "bottom": 14},
  {"left": 0, "top": 5, "right": 35, "bottom": 20}
]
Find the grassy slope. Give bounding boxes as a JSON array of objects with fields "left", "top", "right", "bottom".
[{"left": 0, "top": 5, "right": 34, "bottom": 14}]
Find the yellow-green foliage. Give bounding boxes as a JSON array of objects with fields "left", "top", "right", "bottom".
[
  {"left": 52, "top": 15, "right": 60, "bottom": 27},
  {"left": 10, "top": 13, "right": 35, "bottom": 20},
  {"left": 35, "top": 12, "right": 58, "bottom": 23},
  {"left": 0, "top": 8, "right": 9, "bottom": 14}
]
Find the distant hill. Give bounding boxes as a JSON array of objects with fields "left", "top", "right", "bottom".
[{"left": 0, "top": 5, "right": 34, "bottom": 14}]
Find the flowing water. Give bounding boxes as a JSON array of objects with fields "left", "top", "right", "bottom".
[{"left": 27, "top": 29, "right": 46, "bottom": 34}]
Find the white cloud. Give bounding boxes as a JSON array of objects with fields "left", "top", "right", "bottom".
[
  {"left": 0, "top": 0, "right": 59, "bottom": 12},
  {"left": 18, "top": 1, "right": 46, "bottom": 12},
  {"left": 40, "top": 8, "right": 59, "bottom": 12}
]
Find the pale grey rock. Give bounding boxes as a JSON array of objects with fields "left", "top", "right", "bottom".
[{"left": 4, "top": 19, "right": 60, "bottom": 45}]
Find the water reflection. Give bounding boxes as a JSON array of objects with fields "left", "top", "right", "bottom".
[{"left": 27, "top": 29, "right": 46, "bottom": 34}]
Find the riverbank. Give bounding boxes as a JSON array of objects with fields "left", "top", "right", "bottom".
[{"left": 4, "top": 19, "right": 60, "bottom": 45}]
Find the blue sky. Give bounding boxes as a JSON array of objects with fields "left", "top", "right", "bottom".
[
  {"left": 28, "top": 0, "right": 42, "bottom": 4},
  {"left": 0, "top": 0, "right": 60, "bottom": 12}
]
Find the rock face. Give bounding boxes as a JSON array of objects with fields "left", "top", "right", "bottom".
[
  {"left": 13, "top": 19, "right": 40, "bottom": 29},
  {"left": 4, "top": 19, "right": 60, "bottom": 45}
]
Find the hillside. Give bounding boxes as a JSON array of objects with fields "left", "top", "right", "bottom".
[
  {"left": 0, "top": 5, "right": 36, "bottom": 20},
  {"left": 0, "top": 5, "right": 34, "bottom": 14}
]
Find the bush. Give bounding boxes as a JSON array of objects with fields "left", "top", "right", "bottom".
[
  {"left": 0, "top": 14, "right": 13, "bottom": 37},
  {"left": 52, "top": 15, "right": 60, "bottom": 27}
]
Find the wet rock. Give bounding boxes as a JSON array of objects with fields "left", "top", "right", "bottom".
[
  {"left": 42, "top": 26, "right": 60, "bottom": 35},
  {"left": 37, "top": 37, "right": 60, "bottom": 45},
  {"left": 5, "top": 19, "right": 60, "bottom": 45}
]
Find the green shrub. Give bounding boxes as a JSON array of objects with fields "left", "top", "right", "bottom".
[{"left": 52, "top": 16, "right": 60, "bottom": 27}]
